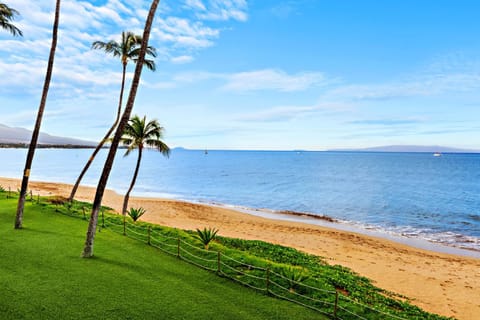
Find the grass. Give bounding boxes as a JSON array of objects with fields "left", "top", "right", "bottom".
[{"left": 0, "top": 195, "right": 323, "bottom": 320}]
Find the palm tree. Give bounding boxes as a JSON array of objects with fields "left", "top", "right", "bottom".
[
  {"left": 120, "top": 115, "right": 170, "bottom": 215},
  {"left": 68, "top": 32, "right": 156, "bottom": 203},
  {"left": 82, "top": 0, "right": 161, "bottom": 258},
  {"left": 0, "top": 3, "right": 23, "bottom": 36},
  {"left": 15, "top": 0, "right": 60, "bottom": 229}
]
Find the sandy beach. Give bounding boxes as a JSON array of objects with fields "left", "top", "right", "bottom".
[{"left": 1, "top": 177, "right": 479, "bottom": 319}]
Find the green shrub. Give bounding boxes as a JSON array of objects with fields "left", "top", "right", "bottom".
[
  {"left": 127, "top": 207, "right": 146, "bottom": 222},
  {"left": 196, "top": 227, "right": 219, "bottom": 250}
]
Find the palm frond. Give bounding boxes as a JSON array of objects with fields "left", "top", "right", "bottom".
[{"left": 0, "top": 3, "right": 22, "bottom": 36}]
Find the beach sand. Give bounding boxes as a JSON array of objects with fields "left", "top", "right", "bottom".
[{"left": 1, "top": 177, "right": 479, "bottom": 319}]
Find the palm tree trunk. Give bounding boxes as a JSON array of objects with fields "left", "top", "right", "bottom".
[
  {"left": 69, "top": 62, "right": 127, "bottom": 202},
  {"left": 122, "top": 147, "right": 143, "bottom": 215},
  {"left": 81, "top": 0, "right": 160, "bottom": 258},
  {"left": 15, "top": 0, "right": 61, "bottom": 229}
]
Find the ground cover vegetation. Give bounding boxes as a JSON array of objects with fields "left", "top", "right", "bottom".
[
  {"left": 0, "top": 193, "right": 323, "bottom": 320},
  {"left": 0, "top": 190, "right": 450, "bottom": 320}
]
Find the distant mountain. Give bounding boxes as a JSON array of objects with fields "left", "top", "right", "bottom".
[
  {"left": 0, "top": 123, "right": 96, "bottom": 147},
  {"left": 331, "top": 145, "right": 480, "bottom": 153}
]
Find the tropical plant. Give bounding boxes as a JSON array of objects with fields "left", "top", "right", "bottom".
[
  {"left": 82, "top": 0, "right": 162, "bottom": 258},
  {"left": 196, "top": 227, "right": 219, "bottom": 250},
  {"left": 127, "top": 207, "right": 146, "bottom": 222},
  {"left": 15, "top": 0, "right": 61, "bottom": 229},
  {"left": 0, "top": 185, "right": 5, "bottom": 192},
  {"left": 281, "top": 266, "right": 310, "bottom": 293},
  {"left": 0, "top": 3, "right": 23, "bottom": 36},
  {"left": 120, "top": 115, "right": 170, "bottom": 215},
  {"left": 68, "top": 31, "right": 156, "bottom": 202}
]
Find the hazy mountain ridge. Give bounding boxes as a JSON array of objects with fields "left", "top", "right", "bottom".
[{"left": 0, "top": 124, "right": 96, "bottom": 146}]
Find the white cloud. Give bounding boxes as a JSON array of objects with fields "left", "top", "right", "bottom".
[
  {"left": 184, "top": 0, "right": 207, "bottom": 11},
  {"left": 221, "top": 69, "right": 329, "bottom": 92},
  {"left": 236, "top": 102, "right": 348, "bottom": 122},
  {"left": 171, "top": 55, "right": 194, "bottom": 64},
  {"left": 184, "top": 0, "right": 248, "bottom": 22}
]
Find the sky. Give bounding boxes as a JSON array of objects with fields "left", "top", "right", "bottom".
[{"left": 1, "top": 0, "right": 480, "bottom": 150}]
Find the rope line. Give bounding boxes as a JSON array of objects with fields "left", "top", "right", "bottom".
[
  {"left": 179, "top": 247, "right": 218, "bottom": 263},
  {"left": 221, "top": 254, "right": 266, "bottom": 271},
  {"left": 180, "top": 254, "right": 216, "bottom": 272},
  {"left": 269, "top": 269, "right": 336, "bottom": 294},
  {"left": 219, "top": 262, "right": 267, "bottom": 281},
  {"left": 220, "top": 272, "right": 267, "bottom": 292},
  {"left": 268, "top": 290, "right": 331, "bottom": 317},
  {"left": 339, "top": 295, "right": 408, "bottom": 320}
]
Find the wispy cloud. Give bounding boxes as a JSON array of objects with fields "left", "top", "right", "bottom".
[
  {"left": 170, "top": 55, "right": 195, "bottom": 64},
  {"left": 235, "top": 102, "right": 347, "bottom": 122},
  {"left": 221, "top": 69, "right": 329, "bottom": 92},
  {"left": 347, "top": 119, "right": 423, "bottom": 126},
  {"left": 184, "top": 0, "right": 248, "bottom": 22}
]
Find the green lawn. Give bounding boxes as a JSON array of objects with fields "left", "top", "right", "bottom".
[{"left": 0, "top": 197, "right": 323, "bottom": 320}]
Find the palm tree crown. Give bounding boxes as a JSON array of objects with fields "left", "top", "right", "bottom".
[
  {"left": 122, "top": 115, "right": 170, "bottom": 157},
  {"left": 92, "top": 31, "right": 156, "bottom": 70},
  {"left": 0, "top": 3, "right": 23, "bottom": 36}
]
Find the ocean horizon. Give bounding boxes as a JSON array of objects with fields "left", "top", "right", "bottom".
[{"left": 0, "top": 148, "right": 479, "bottom": 256}]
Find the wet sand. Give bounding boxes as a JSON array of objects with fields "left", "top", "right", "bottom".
[{"left": 1, "top": 177, "right": 479, "bottom": 319}]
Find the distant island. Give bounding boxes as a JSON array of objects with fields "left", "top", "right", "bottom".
[{"left": 330, "top": 145, "right": 480, "bottom": 153}]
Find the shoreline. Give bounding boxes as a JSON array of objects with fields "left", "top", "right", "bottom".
[{"left": 1, "top": 177, "right": 479, "bottom": 319}]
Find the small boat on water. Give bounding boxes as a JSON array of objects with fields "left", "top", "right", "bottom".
[{"left": 433, "top": 152, "right": 442, "bottom": 157}]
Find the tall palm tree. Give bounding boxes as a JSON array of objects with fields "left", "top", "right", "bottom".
[
  {"left": 0, "top": 3, "right": 23, "bottom": 36},
  {"left": 15, "top": 0, "right": 61, "bottom": 229},
  {"left": 68, "top": 31, "right": 157, "bottom": 203},
  {"left": 120, "top": 115, "right": 170, "bottom": 216},
  {"left": 82, "top": 0, "right": 161, "bottom": 258}
]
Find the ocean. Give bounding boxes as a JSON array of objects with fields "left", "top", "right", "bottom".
[{"left": 1, "top": 148, "right": 479, "bottom": 255}]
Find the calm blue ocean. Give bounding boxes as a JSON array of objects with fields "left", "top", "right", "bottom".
[{"left": 1, "top": 148, "right": 479, "bottom": 252}]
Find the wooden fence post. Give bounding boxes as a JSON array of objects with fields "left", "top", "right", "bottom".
[
  {"left": 266, "top": 267, "right": 271, "bottom": 294},
  {"left": 82, "top": 207, "right": 86, "bottom": 220},
  {"left": 147, "top": 226, "right": 151, "bottom": 245},
  {"left": 8, "top": 187, "right": 10, "bottom": 199},
  {"left": 334, "top": 290, "right": 339, "bottom": 318},
  {"left": 30, "top": 190, "right": 33, "bottom": 201},
  {"left": 217, "top": 251, "right": 221, "bottom": 273},
  {"left": 177, "top": 237, "right": 181, "bottom": 258},
  {"left": 37, "top": 193, "right": 40, "bottom": 204},
  {"left": 123, "top": 216, "right": 126, "bottom": 236}
]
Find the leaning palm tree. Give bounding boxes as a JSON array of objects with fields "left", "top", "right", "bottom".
[
  {"left": 120, "top": 115, "right": 170, "bottom": 215},
  {"left": 68, "top": 32, "right": 156, "bottom": 203},
  {"left": 82, "top": 0, "right": 161, "bottom": 258},
  {"left": 15, "top": 0, "right": 60, "bottom": 229},
  {"left": 0, "top": 3, "right": 23, "bottom": 36}
]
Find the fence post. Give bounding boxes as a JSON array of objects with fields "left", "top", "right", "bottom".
[
  {"left": 82, "top": 207, "right": 86, "bottom": 220},
  {"left": 30, "top": 190, "right": 33, "bottom": 201},
  {"left": 123, "top": 216, "right": 126, "bottom": 236},
  {"left": 334, "top": 290, "right": 339, "bottom": 318},
  {"left": 8, "top": 187, "right": 10, "bottom": 199},
  {"left": 177, "top": 237, "right": 181, "bottom": 258},
  {"left": 266, "top": 267, "right": 270, "bottom": 294},
  {"left": 147, "top": 226, "right": 151, "bottom": 245},
  {"left": 37, "top": 193, "right": 40, "bottom": 204},
  {"left": 217, "top": 251, "right": 221, "bottom": 274}
]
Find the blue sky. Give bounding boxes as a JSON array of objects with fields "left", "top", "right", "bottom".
[{"left": 1, "top": 0, "right": 480, "bottom": 150}]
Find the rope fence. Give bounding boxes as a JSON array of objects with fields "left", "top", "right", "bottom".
[{"left": 1, "top": 191, "right": 409, "bottom": 320}]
